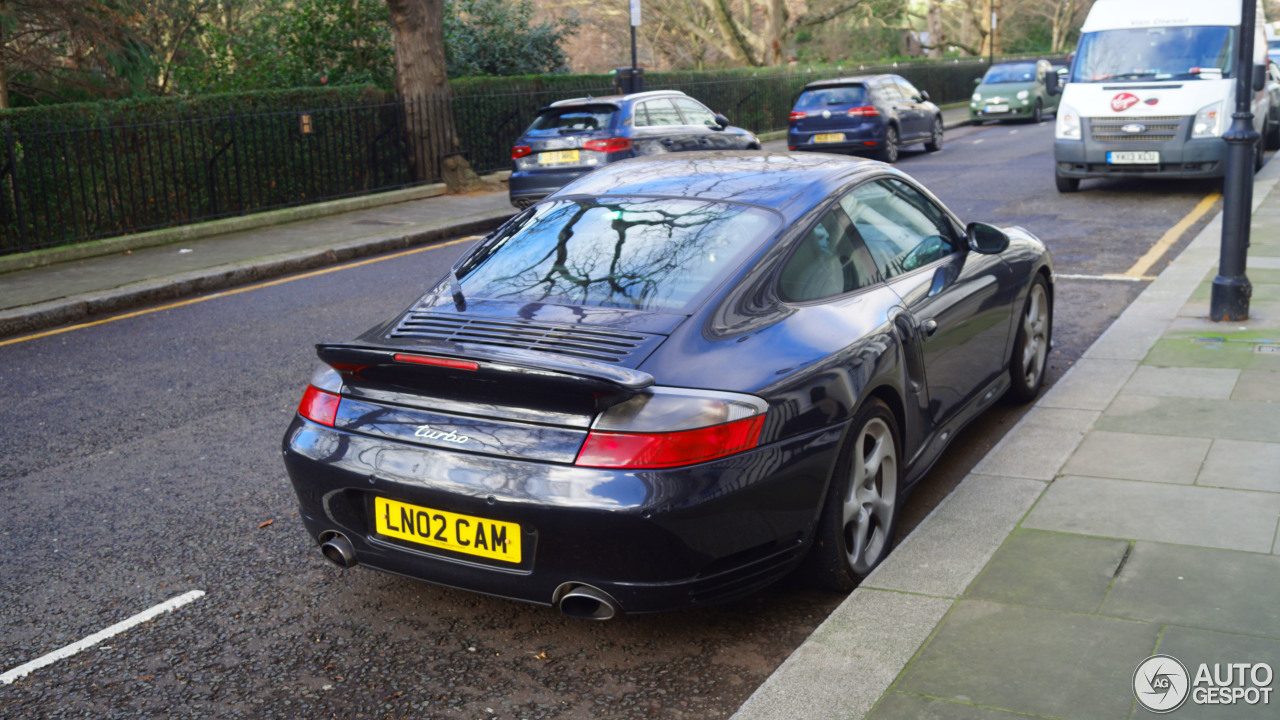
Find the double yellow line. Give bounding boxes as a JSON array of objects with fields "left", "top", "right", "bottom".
[
  {"left": 1114, "top": 192, "right": 1220, "bottom": 280},
  {"left": 0, "top": 236, "right": 476, "bottom": 349}
]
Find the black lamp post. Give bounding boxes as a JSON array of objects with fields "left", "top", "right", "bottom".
[{"left": 1211, "top": 0, "right": 1258, "bottom": 321}]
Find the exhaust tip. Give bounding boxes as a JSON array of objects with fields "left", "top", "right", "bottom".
[
  {"left": 318, "top": 532, "right": 357, "bottom": 569},
  {"left": 554, "top": 583, "right": 620, "bottom": 621}
]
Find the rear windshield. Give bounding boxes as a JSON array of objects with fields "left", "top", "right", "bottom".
[
  {"left": 456, "top": 198, "right": 779, "bottom": 313},
  {"left": 1071, "top": 26, "right": 1235, "bottom": 82},
  {"left": 795, "top": 85, "right": 868, "bottom": 109},
  {"left": 526, "top": 105, "right": 618, "bottom": 135},
  {"left": 982, "top": 63, "right": 1037, "bottom": 84}
]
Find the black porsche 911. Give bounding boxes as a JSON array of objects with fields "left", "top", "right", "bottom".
[{"left": 282, "top": 152, "right": 1053, "bottom": 619}]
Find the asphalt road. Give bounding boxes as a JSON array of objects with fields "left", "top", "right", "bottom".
[{"left": 0, "top": 120, "right": 1229, "bottom": 719}]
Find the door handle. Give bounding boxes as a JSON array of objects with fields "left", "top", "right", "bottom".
[
  {"left": 921, "top": 319, "right": 939, "bottom": 338},
  {"left": 661, "top": 138, "right": 675, "bottom": 145}
]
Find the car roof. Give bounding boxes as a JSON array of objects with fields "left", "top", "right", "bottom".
[
  {"left": 549, "top": 151, "right": 894, "bottom": 222},
  {"left": 548, "top": 90, "right": 689, "bottom": 108},
  {"left": 801, "top": 75, "right": 894, "bottom": 89}
]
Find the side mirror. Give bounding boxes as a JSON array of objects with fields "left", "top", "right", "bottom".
[
  {"left": 1254, "top": 64, "right": 1267, "bottom": 92},
  {"left": 1045, "top": 70, "right": 1062, "bottom": 96},
  {"left": 920, "top": 90, "right": 931, "bottom": 102},
  {"left": 713, "top": 112, "right": 731, "bottom": 129},
  {"left": 966, "top": 222, "right": 1009, "bottom": 254},
  {"left": 973, "top": 78, "right": 982, "bottom": 86}
]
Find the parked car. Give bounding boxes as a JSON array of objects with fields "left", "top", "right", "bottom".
[
  {"left": 970, "top": 60, "right": 1062, "bottom": 124},
  {"left": 282, "top": 152, "right": 1054, "bottom": 618},
  {"left": 787, "top": 75, "right": 944, "bottom": 163},
  {"left": 507, "top": 90, "right": 759, "bottom": 209}
]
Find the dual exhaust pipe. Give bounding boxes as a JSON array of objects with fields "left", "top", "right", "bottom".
[{"left": 316, "top": 533, "right": 622, "bottom": 620}]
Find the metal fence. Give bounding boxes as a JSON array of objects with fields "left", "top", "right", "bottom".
[{"left": 1, "top": 57, "right": 1032, "bottom": 256}]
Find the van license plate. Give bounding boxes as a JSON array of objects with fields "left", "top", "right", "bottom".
[
  {"left": 813, "top": 133, "right": 845, "bottom": 143},
  {"left": 1108, "top": 151, "right": 1160, "bottom": 165},
  {"left": 374, "top": 497, "right": 522, "bottom": 563}
]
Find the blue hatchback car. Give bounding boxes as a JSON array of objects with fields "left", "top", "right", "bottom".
[
  {"left": 508, "top": 90, "right": 760, "bottom": 208},
  {"left": 788, "top": 75, "right": 944, "bottom": 163}
]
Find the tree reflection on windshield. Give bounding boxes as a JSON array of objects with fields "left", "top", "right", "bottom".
[{"left": 456, "top": 198, "right": 777, "bottom": 312}]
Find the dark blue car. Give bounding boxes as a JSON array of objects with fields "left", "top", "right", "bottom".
[
  {"left": 508, "top": 90, "right": 759, "bottom": 208},
  {"left": 283, "top": 152, "right": 1053, "bottom": 618},
  {"left": 788, "top": 75, "right": 944, "bottom": 163}
]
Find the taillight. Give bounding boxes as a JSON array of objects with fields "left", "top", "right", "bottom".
[
  {"left": 583, "top": 138, "right": 632, "bottom": 153},
  {"left": 574, "top": 388, "right": 767, "bottom": 469},
  {"left": 789, "top": 111, "right": 808, "bottom": 122},
  {"left": 847, "top": 106, "right": 879, "bottom": 117},
  {"left": 298, "top": 385, "right": 340, "bottom": 427},
  {"left": 297, "top": 364, "right": 343, "bottom": 426},
  {"left": 512, "top": 145, "right": 533, "bottom": 159}
]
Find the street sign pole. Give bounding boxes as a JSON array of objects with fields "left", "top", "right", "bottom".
[
  {"left": 630, "top": 0, "right": 640, "bottom": 75},
  {"left": 1211, "top": 0, "right": 1257, "bottom": 321}
]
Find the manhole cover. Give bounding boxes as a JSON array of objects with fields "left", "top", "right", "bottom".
[{"left": 1256, "top": 344, "right": 1280, "bottom": 355}]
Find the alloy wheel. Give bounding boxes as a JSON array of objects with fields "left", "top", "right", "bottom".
[{"left": 842, "top": 417, "right": 898, "bottom": 576}]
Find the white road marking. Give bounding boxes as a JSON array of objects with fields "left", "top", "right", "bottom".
[
  {"left": 0, "top": 590, "right": 206, "bottom": 685},
  {"left": 973, "top": 139, "right": 985, "bottom": 144},
  {"left": 1055, "top": 273, "right": 1154, "bottom": 282}
]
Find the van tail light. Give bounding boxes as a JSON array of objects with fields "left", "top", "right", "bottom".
[
  {"left": 583, "top": 137, "right": 632, "bottom": 153},
  {"left": 297, "top": 365, "right": 343, "bottom": 427},
  {"left": 847, "top": 106, "right": 880, "bottom": 117},
  {"left": 789, "top": 111, "right": 808, "bottom": 122},
  {"left": 574, "top": 388, "right": 767, "bottom": 469},
  {"left": 512, "top": 145, "right": 533, "bottom": 159}
]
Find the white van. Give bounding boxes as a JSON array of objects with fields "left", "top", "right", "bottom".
[{"left": 1053, "top": 0, "right": 1269, "bottom": 192}]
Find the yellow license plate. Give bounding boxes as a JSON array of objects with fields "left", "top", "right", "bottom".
[
  {"left": 813, "top": 133, "right": 845, "bottom": 143},
  {"left": 539, "top": 150, "right": 580, "bottom": 165},
  {"left": 374, "top": 497, "right": 522, "bottom": 563}
]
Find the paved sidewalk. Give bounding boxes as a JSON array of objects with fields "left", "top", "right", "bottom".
[
  {"left": 0, "top": 188, "right": 516, "bottom": 338},
  {"left": 733, "top": 162, "right": 1280, "bottom": 718}
]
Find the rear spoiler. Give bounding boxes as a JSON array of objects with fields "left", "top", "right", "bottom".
[{"left": 316, "top": 342, "right": 655, "bottom": 391}]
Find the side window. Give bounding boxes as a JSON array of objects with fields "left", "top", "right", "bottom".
[
  {"left": 632, "top": 103, "right": 651, "bottom": 127},
  {"left": 877, "top": 80, "right": 902, "bottom": 100},
  {"left": 778, "top": 207, "right": 881, "bottom": 302},
  {"left": 895, "top": 78, "right": 921, "bottom": 101},
  {"left": 672, "top": 98, "right": 718, "bottom": 126},
  {"left": 839, "top": 179, "right": 958, "bottom": 279},
  {"left": 640, "top": 98, "right": 682, "bottom": 126}
]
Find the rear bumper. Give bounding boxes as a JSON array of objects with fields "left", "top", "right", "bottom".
[
  {"left": 787, "top": 125, "right": 886, "bottom": 154},
  {"left": 508, "top": 167, "right": 594, "bottom": 207},
  {"left": 282, "top": 416, "right": 841, "bottom": 614}
]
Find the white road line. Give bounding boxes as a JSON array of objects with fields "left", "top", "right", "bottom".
[
  {"left": 0, "top": 590, "right": 205, "bottom": 685},
  {"left": 1055, "top": 273, "right": 1154, "bottom": 282},
  {"left": 973, "top": 138, "right": 985, "bottom": 144}
]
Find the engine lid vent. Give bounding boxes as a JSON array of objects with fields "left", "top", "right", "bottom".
[{"left": 387, "top": 312, "right": 665, "bottom": 365}]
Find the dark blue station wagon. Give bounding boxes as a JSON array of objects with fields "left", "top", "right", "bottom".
[{"left": 508, "top": 90, "right": 759, "bottom": 208}]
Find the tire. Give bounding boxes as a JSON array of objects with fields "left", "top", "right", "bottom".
[
  {"left": 876, "top": 125, "right": 900, "bottom": 163},
  {"left": 1055, "top": 172, "right": 1079, "bottom": 193},
  {"left": 1268, "top": 113, "right": 1280, "bottom": 151},
  {"left": 801, "top": 397, "right": 901, "bottom": 592},
  {"left": 1255, "top": 134, "right": 1266, "bottom": 173},
  {"left": 924, "top": 116, "right": 944, "bottom": 152},
  {"left": 1031, "top": 99, "right": 1043, "bottom": 124},
  {"left": 1006, "top": 276, "right": 1052, "bottom": 404}
]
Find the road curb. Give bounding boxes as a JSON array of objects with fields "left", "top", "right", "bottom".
[{"left": 0, "top": 213, "right": 513, "bottom": 339}]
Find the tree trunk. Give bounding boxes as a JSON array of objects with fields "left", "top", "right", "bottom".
[
  {"left": 0, "top": 1, "right": 9, "bottom": 110},
  {"left": 927, "top": 0, "right": 945, "bottom": 59},
  {"left": 385, "top": 0, "right": 481, "bottom": 193},
  {"left": 764, "top": 0, "right": 786, "bottom": 65}
]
